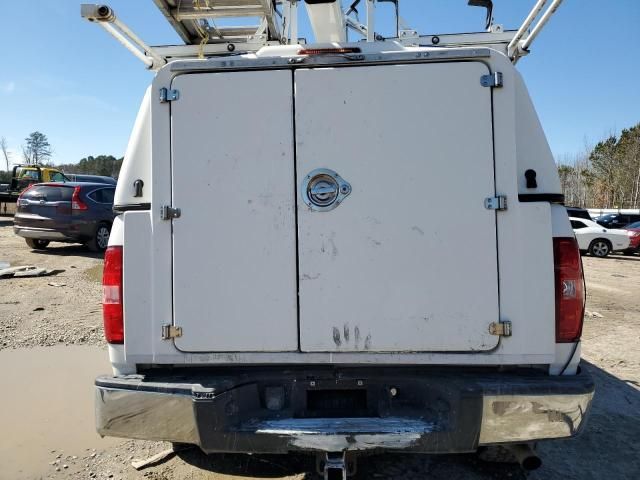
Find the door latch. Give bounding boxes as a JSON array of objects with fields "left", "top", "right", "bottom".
[{"left": 301, "top": 168, "right": 352, "bottom": 212}]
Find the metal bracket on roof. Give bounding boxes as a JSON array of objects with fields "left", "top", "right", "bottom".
[
  {"left": 398, "top": 29, "right": 419, "bottom": 46},
  {"left": 481, "top": 72, "right": 503, "bottom": 88}
]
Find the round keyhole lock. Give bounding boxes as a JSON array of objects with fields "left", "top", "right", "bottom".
[{"left": 302, "top": 169, "right": 352, "bottom": 212}]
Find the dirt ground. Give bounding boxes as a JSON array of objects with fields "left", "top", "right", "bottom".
[{"left": 0, "top": 218, "right": 638, "bottom": 480}]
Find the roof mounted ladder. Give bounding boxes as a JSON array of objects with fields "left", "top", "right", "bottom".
[{"left": 152, "top": 0, "right": 285, "bottom": 45}]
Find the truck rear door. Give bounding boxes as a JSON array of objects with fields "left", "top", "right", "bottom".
[
  {"left": 295, "top": 62, "right": 500, "bottom": 352},
  {"left": 170, "top": 61, "right": 500, "bottom": 354},
  {"left": 170, "top": 70, "right": 298, "bottom": 352}
]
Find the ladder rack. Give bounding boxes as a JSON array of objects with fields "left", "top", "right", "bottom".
[
  {"left": 81, "top": 1, "right": 565, "bottom": 69},
  {"left": 152, "top": 0, "right": 283, "bottom": 45}
]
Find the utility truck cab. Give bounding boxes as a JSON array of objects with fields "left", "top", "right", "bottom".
[{"left": 87, "top": 0, "right": 593, "bottom": 475}]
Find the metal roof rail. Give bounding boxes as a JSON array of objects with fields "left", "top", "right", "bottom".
[
  {"left": 81, "top": 4, "right": 167, "bottom": 69},
  {"left": 508, "top": 0, "right": 564, "bottom": 63},
  {"left": 82, "top": 2, "right": 298, "bottom": 68}
]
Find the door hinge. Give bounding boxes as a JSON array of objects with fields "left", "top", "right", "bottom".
[
  {"left": 159, "top": 87, "right": 179, "bottom": 103},
  {"left": 160, "top": 205, "right": 181, "bottom": 220},
  {"left": 484, "top": 195, "right": 507, "bottom": 211},
  {"left": 162, "top": 325, "right": 183, "bottom": 339},
  {"left": 480, "top": 72, "right": 503, "bottom": 88},
  {"left": 489, "top": 321, "right": 512, "bottom": 337}
]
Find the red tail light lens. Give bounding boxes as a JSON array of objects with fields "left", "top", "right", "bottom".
[
  {"left": 553, "top": 238, "right": 585, "bottom": 343},
  {"left": 72, "top": 186, "right": 88, "bottom": 210},
  {"left": 17, "top": 183, "right": 35, "bottom": 201},
  {"left": 103, "top": 246, "right": 124, "bottom": 344}
]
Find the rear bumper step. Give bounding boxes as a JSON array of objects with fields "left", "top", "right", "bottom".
[{"left": 95, "top": 367, "right": 594, "bottom": 454}]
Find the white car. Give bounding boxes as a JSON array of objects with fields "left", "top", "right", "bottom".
[{"left": 570, "top": 217, "right": 630, "bottom": 257}]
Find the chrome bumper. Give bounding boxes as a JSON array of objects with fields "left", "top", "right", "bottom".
[
  {"left": 95, "top": 368, "right": 594, "bottom": 453},
  {"left": 478, "top": 392, "right": 593, "bottom": 444},
  {"left": 14, "top": 226, "right": 68, "bottom": 240}
]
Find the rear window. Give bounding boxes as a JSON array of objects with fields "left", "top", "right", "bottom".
[
  {"left": 627, "top": 221, "right": 640, "bottom": 229},
  {"left": 571, "top": 220, "right": 587, "bottom": 229},
  {"left": 50, "top": 172, "right": 68, "bottom": 182},
  {"left": 21, "top": 185, "right": 73, "bottom": 202},
  {"left": 15, "top": 168, "right": 39, "bottom": 180},
  {"left": 87, "top": 188, "right": 115, "bottom": 204}
]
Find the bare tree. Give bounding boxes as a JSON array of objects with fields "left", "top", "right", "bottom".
[{"left": 0, "top": 137, "right": 10, "bottom": 172}]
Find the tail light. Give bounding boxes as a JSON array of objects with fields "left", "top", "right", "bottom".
[
  {"left": 627, "top": 230, "right": 640, "bottom": 237},
  {"left": 16, "top": 184, "right": 35, "bottom": 207},
  {"left": 17, "top": 184, "right": 35, "bottom": 200},
  {"left": 72, "top": 186, "right": 88, "bottom": 210},
  {"left": 553, "top": 238, "right": 585, "bottom": 342},
  {"left": 103, "top": 246, "right": 124, "bottom": 344}
]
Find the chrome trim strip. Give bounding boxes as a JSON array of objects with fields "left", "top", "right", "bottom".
[{"left": 169, "top": 48, "right": 492, "bottom": 73}]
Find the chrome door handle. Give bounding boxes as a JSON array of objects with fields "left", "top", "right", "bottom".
[
  {"left": 310, "top": 184, "right": 338, "bottom": 196},
  {"left": 302, "top": 168, "right": 352, "bottom": 212}
]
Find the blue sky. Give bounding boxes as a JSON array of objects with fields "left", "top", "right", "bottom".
[{"left": 0, "top": 0, "right": 638, "bottom": 166}]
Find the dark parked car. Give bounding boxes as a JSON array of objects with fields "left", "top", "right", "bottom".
[
  {"left": 13, "top": 182, "right": 116, "bottom": 252},
  {"left": 624, "top": 221, "right": 640, "bottom": 255},
  {"left": 65, "top": 174, "right": 117, "bottom": 185},
  {"left": 566, "top": 206, "right": 591, "bottom": 220},
  {"left": 596, "top": 213, "right": 640, "bottom": 229}
]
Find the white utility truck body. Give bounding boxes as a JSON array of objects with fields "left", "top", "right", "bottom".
[{"left": 89, "top": 0, "right": 593, "bottom": 473}]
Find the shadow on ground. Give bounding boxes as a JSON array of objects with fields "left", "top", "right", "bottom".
[
  {"left": 175, "top": 449, "right": 525, "bottom": 479},
  {"left": 605, "top": 255, "right": 640, "bottom": 263},
  {"left": 28, "top": 243, "right": 104, "bottom": 259},
  {"left": 172, "top": 360, "right": 639, "bottom": 479},
  {"left": 175, "top": 451, "right": 317, "bottom": 478}
]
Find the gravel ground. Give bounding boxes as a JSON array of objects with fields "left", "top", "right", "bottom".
[
  {"left": 0, "top": 218, "right": 105, "bottom": 350},
  {"left": 0, "top": 220, "right": 638, "bottom": 479}
]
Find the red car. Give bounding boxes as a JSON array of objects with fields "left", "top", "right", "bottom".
[{"left": 624, "top": 221, "right": 640, "bottom": 255}]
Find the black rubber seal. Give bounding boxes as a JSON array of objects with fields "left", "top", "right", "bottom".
[
  {"left": 113, "top": 203, "right": 151, "bottom": 213},
  {"left": 518, "top": 193, "right": 565, "bottom": 204}
]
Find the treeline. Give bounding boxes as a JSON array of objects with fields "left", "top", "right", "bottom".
[
  {"left": 58, "top": 155, "right": 123, "bottom": 178},
  {"left": 558, "top": 123, "right": 640, "bottom": 208}
]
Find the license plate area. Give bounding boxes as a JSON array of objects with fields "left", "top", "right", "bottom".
[{"left": 306, "top": 389, "right": 369, "bottom": 418}]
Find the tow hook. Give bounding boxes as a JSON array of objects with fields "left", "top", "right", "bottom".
[{"left": 317, "top": 452, "right": 357, "bottom": 479}]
